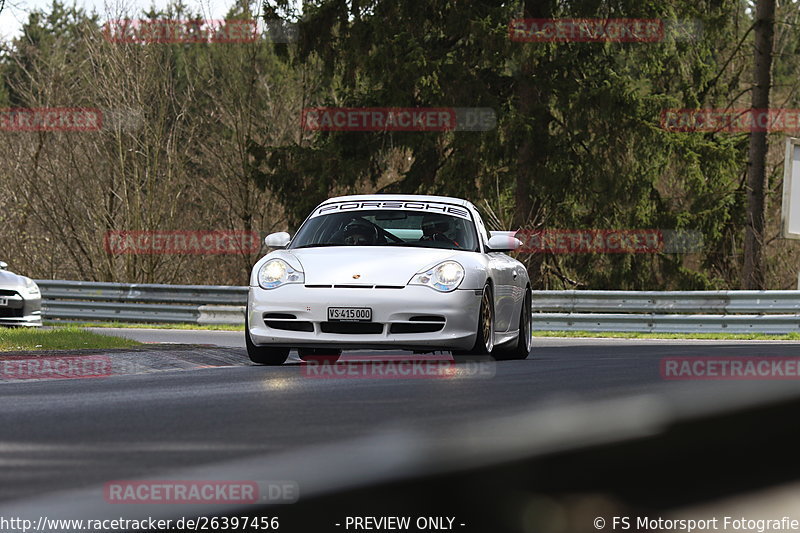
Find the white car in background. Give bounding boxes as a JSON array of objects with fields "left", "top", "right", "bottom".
[
  {"left": 0, "top": 262, "right": 42, "bottom": 327},
  {"left": 246, "top": 195, "right": 531, "bottom": 365}
]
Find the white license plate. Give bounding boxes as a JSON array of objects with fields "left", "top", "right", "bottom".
[
  {"left": 328, "top": 307, "right": 372, "bottom": 322},
  {"left": 0, "top": 298, "right": 7, "bottom": 307}
]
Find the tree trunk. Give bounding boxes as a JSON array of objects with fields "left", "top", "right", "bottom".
[
  {"left": 742, "top": 0, "right": 776, "bottom": 289},
  {"left": 514, "top": 0, "right": 552, "bottom": 231}
]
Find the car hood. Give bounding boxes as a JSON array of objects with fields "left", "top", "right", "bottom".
[
  {"left": 287, "top": 247, "right": 462, "bottom": 286},
  {"left": 0, "top": 270, "right": 26, "bottom": 289}
]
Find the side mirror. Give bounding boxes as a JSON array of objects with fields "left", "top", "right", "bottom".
[
  {"left": 487, "top": 235, "right": 522, "bottom": 252},
  {"left": 489, "top": 231, "right": 516, "bottom": 239},
  {"left": 264, "top": 232, "right": 291, "bottom": 249},
  {"left": 0, "top": 261, "right": 7, "bottom": 270}
]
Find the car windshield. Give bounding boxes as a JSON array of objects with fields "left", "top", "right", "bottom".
[{"left": 290, "top": 210, "right": 480, "bottom": 251}]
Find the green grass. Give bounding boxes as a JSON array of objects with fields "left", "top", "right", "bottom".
[
  {"left": 532, "top": 330, "right": 800, "bottom": 341},
  {"left": 0, "top": 326, "right": 141, "bottom": 352},
  {"left": 44, "top": 321, "right": 244, "bottom": 332}
]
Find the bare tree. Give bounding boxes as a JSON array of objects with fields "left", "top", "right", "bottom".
[{"left": 0, "top": 1, "right": 308, "bottom": 284}]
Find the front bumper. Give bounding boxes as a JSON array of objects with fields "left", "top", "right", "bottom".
[
  {"left": 248, "top": 285, "right": 481, "bottom": 351},
  {"left": 0, "top": 292, "right": 42, "bottom": 327}
]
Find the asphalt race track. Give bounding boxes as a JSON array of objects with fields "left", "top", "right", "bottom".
[
  {"left": 3, "top": 333, "right": 800, "bottom": 530},
  {"left": 86, "top": 327, "right": 246, "bottom": 348}
]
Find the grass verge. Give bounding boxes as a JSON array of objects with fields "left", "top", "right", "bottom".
[
  {"left": 0, "top": 326, "right": 141, "bottom": 352},
  {"left": 44, "top": 321, "right": 244, "bottom": 332},
  {"left": 532, "top": 330, "right": 800, "bottom": 341}
]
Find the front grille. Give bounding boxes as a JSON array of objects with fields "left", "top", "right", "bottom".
[
  {"left": 0, "top": 289, "right": 18, "bottom": 297},
  {"left": 409, "top": 315, "right": 445, "bottom": 322},
  {"left": 390, "top": 323, "right": 445, "bottom": 334},
  {"left": 0, "top": 308, "right": 24, "bottom": 318},
  {"left": 321, "top": 322, "right": 384, "bottom": 334}
]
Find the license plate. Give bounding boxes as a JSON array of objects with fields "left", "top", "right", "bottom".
[
  {"left": 0, "top": 298, "right": 6, "bottom": 307},
  {"left": 328, "top": 307, "right": 372, "bottom": 322}
]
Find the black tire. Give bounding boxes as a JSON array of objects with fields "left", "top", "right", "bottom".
[
  {"left": 245, "top": 315, "right": 290, "bottom": 365},
  {"left": 455, "top": 283, "right": 495, "bottom": 357},
  {"left": 298, "top": 348, "right": 342, "bottom": 363},
  {"left": 495, "top": 287, "right": 532, "bottom": 361}
]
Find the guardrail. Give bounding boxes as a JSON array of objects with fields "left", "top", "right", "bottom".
[
  {"left": 36, "top": 281, "right": 800, "bottom": 333},
  {"left": 37, "top": 280, "right": 247, "bottom": 325},
  {"left": 531, "top": 290, "right": 800, "bottom": 334}
]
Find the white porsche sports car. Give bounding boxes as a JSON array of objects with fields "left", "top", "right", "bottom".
[{"left": 246, "top": 195, "right": 531, "bottom": 365}]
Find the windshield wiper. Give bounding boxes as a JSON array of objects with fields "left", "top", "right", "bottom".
[
  {"left": 383, "top": 241, "right": 463, "bottom": 250},
  {"left": 292, "top": 243, "right": 344, "bottom": 249}
]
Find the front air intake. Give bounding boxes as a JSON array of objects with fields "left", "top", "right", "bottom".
[{"left": 321, "top": 322, "right": 384, "bottom": 334}]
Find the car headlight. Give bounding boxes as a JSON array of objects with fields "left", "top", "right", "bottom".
[
  {"left": 23, "top": 277, "right": 40, "bottom": 296},
  {"left": 258, "top": 259, "right": 304, "bottom": 289},
  {"left": 409, "top": 261, "right": 465, "bottom": 292}
]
